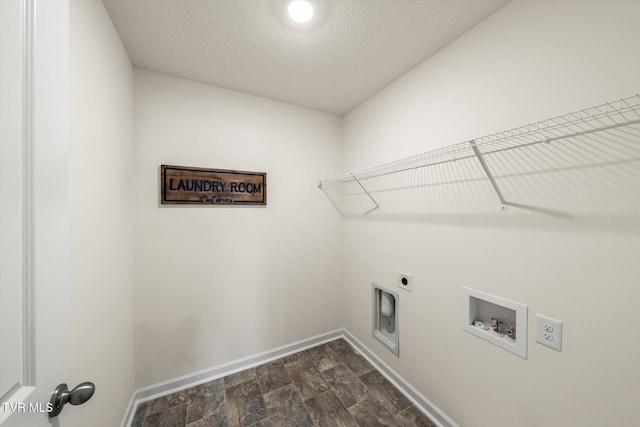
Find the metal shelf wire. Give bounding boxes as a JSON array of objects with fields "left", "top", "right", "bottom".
[{"left": 319, "top": 94, "right": 640, "bottom": 216}]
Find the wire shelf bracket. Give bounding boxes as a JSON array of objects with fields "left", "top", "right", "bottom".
[
  {"left": 470, "top": 140, "right": 508, "bottom": 211},
  {"left": 351, "top": 173, "right": 380, "bottom": 216}
]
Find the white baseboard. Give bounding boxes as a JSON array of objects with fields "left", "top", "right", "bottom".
[
  {"left": 119, "top": 329, "right": 343, "bottom": 427},
  {"left": 120, "top": 329, "right": 457, "bottom": 427},
  {"left": 341, "top": 330, "right": 459, "bottom": 427}
]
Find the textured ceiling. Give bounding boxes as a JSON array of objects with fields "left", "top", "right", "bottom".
[{"left": 103, "top": 0, "right": 508, "bottom": 115}]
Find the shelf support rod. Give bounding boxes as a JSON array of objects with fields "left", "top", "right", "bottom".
[
  {"left": 351, "top": 173, "right": 380, "bottom": 214},
  {"left": 470, "top": 141, "right": 508, "bottom": 211}
]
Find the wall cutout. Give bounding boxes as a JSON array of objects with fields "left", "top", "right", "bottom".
[
  {"left": 161, "top": 165, "right": 267, "bottom": 205},
  {"left": 462, "top": 286, "right": 528, "bottom": 359},
  {"left": 372, "top": 283, "right": 399, "bottom": 356}
]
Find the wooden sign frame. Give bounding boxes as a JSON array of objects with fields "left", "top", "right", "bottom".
[{"left": 161, "top": 165, "right": 267, "bottom": 205}]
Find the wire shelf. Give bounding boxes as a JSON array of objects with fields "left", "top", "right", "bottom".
[{"left": 319, "top": 94, "right": 640, "bottom": 216}]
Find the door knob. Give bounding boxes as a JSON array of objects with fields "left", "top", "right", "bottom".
[{"left": 48, "top": 382, "right": 95, "bottom": 418}]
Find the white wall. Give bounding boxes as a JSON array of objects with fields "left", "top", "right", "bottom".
[
  {"left": 69, "top": 1, "right": 135, "bottom": 426},
  {"left": 342, "top": 2, "right": 640, "bottom": 427},
  {"left": 133, "top": 69, "right": 343, "bottom": 387}
]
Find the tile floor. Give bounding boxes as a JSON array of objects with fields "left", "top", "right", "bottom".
[{"left": 132, "top": 338, "right": 436, "bottom": 427}]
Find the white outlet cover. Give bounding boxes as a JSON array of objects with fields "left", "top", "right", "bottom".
[
  {"left": 536, "top": 314, "right": 562, "bottom": 352},
  {"left": 398, "top": 272, "right": 412, "bottom": 292}
]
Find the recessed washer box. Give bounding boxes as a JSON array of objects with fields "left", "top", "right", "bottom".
[{"left": 462, "top": 286, "right": 528, "bottom": 359}]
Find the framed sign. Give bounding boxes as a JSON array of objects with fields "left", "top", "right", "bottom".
[{"left": 161, "top": 165, "right": 267, "bottom": 205}]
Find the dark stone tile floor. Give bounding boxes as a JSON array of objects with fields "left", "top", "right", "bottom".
[{"left": 132, "top": 338, "right": 436, "bottom": 427}]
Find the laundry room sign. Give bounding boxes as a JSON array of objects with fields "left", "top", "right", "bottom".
[{"left": 161, "top": 165, "right": 267, "bottom": 205}]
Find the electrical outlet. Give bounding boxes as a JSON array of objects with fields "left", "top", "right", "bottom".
[
  {"left": 398, "top": 272, "right": 412, "bottom": 292},
  {"left": 536, "top": 314, "right": 562, "bottom": 352}
]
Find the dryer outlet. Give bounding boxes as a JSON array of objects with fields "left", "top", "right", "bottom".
[{"left": 398, "top": 272, "right": 412, "bottom": 292}]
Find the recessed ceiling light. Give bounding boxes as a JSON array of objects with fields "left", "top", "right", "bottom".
[{"left": 288, "top": 0, "right": 314, "bottom": 23}]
